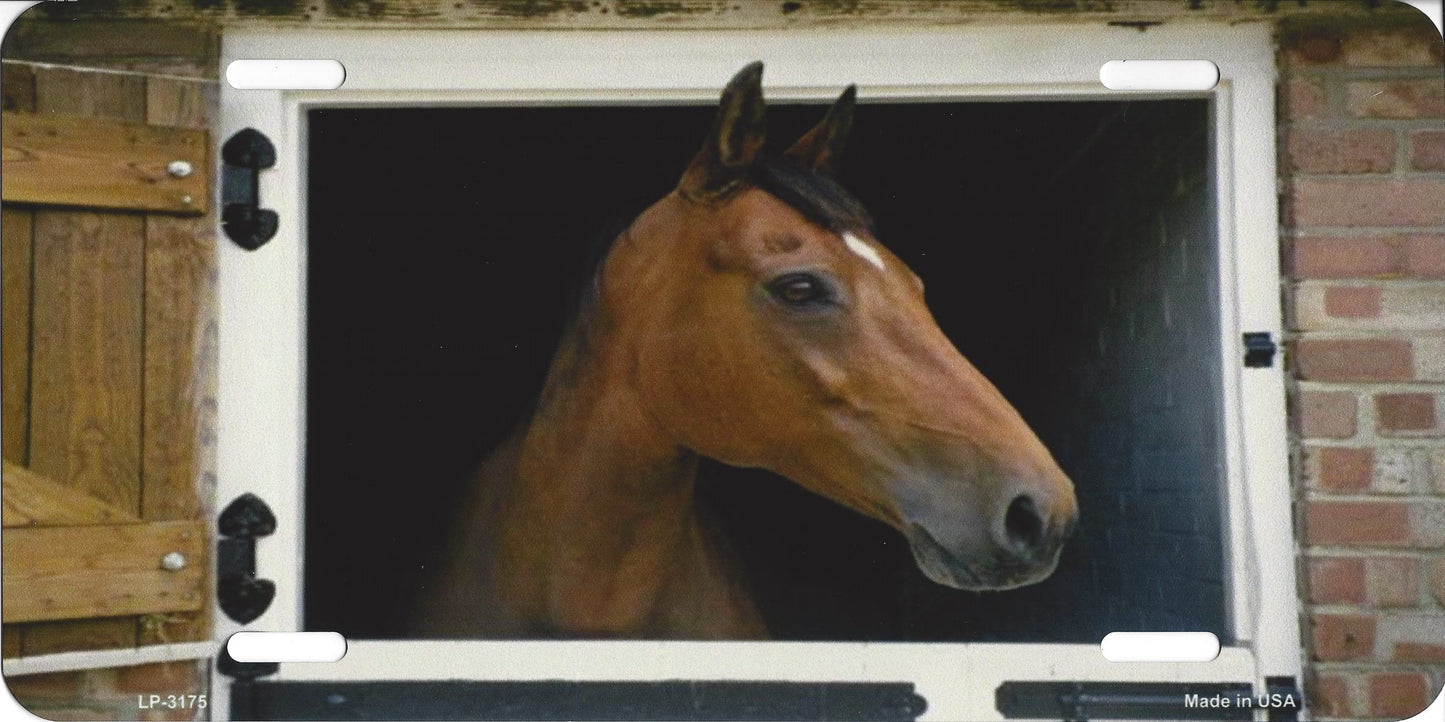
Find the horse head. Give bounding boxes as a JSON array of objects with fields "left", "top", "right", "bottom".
[{"left": 598, "top": 62, "right": 1078, "bottom": 591}]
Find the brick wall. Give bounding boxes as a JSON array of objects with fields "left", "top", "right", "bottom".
[
  {"left": 1041, "top": 101, "right": 1230, "bottom": 638},
  {"left": 1279, "top": 17, "right": 1445, "bottom": 721},
  {"left": 5, "top": 661, "right": 209, "bottom": 721}
]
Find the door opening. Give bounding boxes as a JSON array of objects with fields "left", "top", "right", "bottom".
[{"left": 302, "top": 99, "right": 1225, "bottom": 644}]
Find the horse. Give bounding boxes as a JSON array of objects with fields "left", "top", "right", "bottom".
[{"left": 411, "top": 63, "right": 1078, "bottom": 639}]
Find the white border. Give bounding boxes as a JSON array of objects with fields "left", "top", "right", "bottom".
[
  {"left": 0, "top": 642, "right": 217, "bottom": 678},
  {"left": 216, "top": 25, "right": 1299, "bottom": 721}
]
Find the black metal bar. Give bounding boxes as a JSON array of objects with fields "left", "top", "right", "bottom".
[
  {"left": 240, "top": 680, "right": 926, "bottom": 721},
  {"left": 996, "top": 681, "right": 1255, "bottom": 721},
  {"left": 217, "top": 645, "right": 280, "bottom": 721},
  {"left": 1265, "top": 676, "right": 1303, "bottom": 722}
]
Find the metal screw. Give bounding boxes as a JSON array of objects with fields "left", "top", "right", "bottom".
[
  {"left": 161, "top": 552, "right": 187, "bottom": 571},
  {"left": 181, "top": 195, "right": 194, "bottom": 205},
  {"left": 167, "top": 160, "right": 194, "bottom": 178}
]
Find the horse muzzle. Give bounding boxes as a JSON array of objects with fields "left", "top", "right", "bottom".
[{"left": 903, "top": 492, "right": 1077, "bottom": 591}]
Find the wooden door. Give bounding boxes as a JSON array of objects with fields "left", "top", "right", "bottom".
[{"left": 1, "top": 60, "right": 216, "bottom": 657}]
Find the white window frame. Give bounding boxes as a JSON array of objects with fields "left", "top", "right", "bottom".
[{"left": 216, "top": 25, "right": 1297, "bottom": 721}]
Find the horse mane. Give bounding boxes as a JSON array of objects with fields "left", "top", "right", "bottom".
[
  {"left": 567, "top": 157, "right": 873, "bottom": 327},
  {"left": 746, "top": 157, "right": 874, "bottom": 235}
]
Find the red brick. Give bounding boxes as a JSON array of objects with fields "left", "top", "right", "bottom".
[
  {"left": 1315, "top": 446, "right": 1373, "bottom": 491},
  {"left": 1365, "top": 556, "right": 1419, "bottom": 606},
  {"left": 1405, "top": 235, "right": 1445, "bottom": 278},
  {"left": 1433, "top": 558, "right": 1445, "bottom": 605},
  {"left": 1413, "top": 129, "right": 1445, "bottom": 171},
  {"left": 141, "top": 707, "right": 208, "bottom": 722},
  {"left": 1308, "top": 556, "right": 1366, "bottom": 603},
  {"left": 1293, "top": 339, "right": 1413, "bottom": 382},
  {"left": 1322, "top": 285, "right": 1381, "bottom": 318},
  {"left": 1282, "top": 78, "right": 1327, "bottom": 121},
  {"left": 1347, "top": 80, "right": 1445, "bottom": 119},
  {"left": 1310, "top": 613, "right": 1377, "bottom": 661},
  {"left": 1343, "top": 29, "right": 1445, "bottom": 67},
  {"left": 114, "top": 661, "right": 204, "bottom": 694},
  {"left": 1305, "top": 500, "right": 1411, "bottom": 546},
  {"left": 1290, "top": 236, "right": 1404, "bottom": 279},
  {"left": 1368, "top": 673, "right": 1429, "bottom": 718},
  {"left": 20, "top": 705, "right": 125, "bottom": 721},
  {"left": 1309, "top": 674, "right": 1353, "bottom": 717},
  {"left": 1292, "top": 179, "right": 1445, "bottom": 227},
  {"left": 1285, "top": 29, "right": 1343, "bottom": 65},
  {"left": 1375, "top": 393, "right": 1438, "bottom": 432},
  {"left": 1298, "top": 390, "right": 1358, "bottom": 439},
  {"left": 1395, "top": 642, "right": 1445, "bottom": 661},
  {"left": 1286, "top": 129, "right": 1394, "bottom": 173}
]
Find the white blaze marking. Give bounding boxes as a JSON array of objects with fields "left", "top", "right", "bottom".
[{"left": 842, "top": 231, "right": 886, "bottom": 270}]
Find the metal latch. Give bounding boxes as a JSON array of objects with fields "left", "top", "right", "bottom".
[{"left": 1243, "top": 332, "right": 1278, "bottom": 368}]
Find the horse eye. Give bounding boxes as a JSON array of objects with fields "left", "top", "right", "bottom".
[{"left": 768, "top": 273, "right": 832, "bottom": 307}]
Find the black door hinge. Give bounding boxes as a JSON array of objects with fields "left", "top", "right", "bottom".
[
  {"left": 221, "top": 128, "right": 279, "bottom": 251},
  {"left": 1243, "top": 332, "right": 1278, "bottom": 368},
  {"left": 217, "top": 493, "right": 277, "bottom": 625}
]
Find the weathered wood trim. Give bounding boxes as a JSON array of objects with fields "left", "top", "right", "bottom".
[
  {"left": 2, "top": 461, "right": 142, "bottom": 527},
  {"left": 2, "top": 112, "right": 209, "bottom": 214},
  {"left": 2, "top": 520, "right": 206, "bottom": 623},
  {"left": 3, "top": 0, "right": 1431, "bottom": 32}
]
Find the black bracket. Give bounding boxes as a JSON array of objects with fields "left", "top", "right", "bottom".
[
  {"left": 1243, "top": 332, "right": 1278, "bottom": 368},
  {"left": 221, "top": 128, "right": 279, "bottom": 251},
  {"left": 1265, "top": 676, "right": 1302, "bottom": 722},
  {"left": 996, "top": 681, "right": 1254, "bottom": 721},
  {"left": 217, "top": 493, "right": 277, "bottom": 625}
]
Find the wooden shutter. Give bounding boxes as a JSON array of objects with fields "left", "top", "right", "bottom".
[{"left": 1, "top": 60, "right": 216, "bottom": 657}]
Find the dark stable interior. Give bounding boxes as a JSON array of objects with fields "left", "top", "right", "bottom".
[{"left": 305, "top": 99, "right": 1227, "bottom": 642}]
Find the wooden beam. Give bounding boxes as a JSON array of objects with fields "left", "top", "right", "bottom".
[
  {"left": 2, "top": 112, "right": 208, "bottom": 214},
  {"left": 2, "top": 520, "right": 206, "bottom": 623},
  {"left": 3, "top": 461, "right": 141, "bottom": 528},
  {"left": 29, "top": 211, "right": 146, "bottom": 515},
  {"left": 1, "top": 209, "right": 33, "bottom": 465}
]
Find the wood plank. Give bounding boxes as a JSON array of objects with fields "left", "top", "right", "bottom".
[
  {"left": 1, "top": 209, "right": 33, "bottom": 465},
  {"left": 138, "top": 217, "right": 216, "bottom": 645},
  {"left": 145, "top": 76, "right": 217, "bottom": 131},
  {"left": 3, "top": 461, "right": 141, "bottom": 528},
  {"left": 140, "top": 219, "right": 214, "bottom": 523},
  {"left": 2, "top": 625, "right": 19, "bottom": 658},
  {"left": 33, "top": 65, "right": 145, "bottom": 123},
  {"left": 20, "top": 65, "right": 150, "bottom": 657},
  {"left": 1, "top": 62, "right": 36, "bottom": 113},
  {"left": 18, "top": 617, "right": 140, "bottom": 656},
  {"left": 3, "top": 520, "right": 206, "bottom": 623},
  {"left": 139, "top": 75, "right": 218, "bottom": 646},
  {"left": 29, "top": 211, "right": 145, "bottom": 514},
  {"left": 3, "top": 112, "right": 209, "bottom": 214}
]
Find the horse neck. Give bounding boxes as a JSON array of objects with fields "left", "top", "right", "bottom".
[{"left": 507, "top": 315, "right": 703, "bottom": 632}]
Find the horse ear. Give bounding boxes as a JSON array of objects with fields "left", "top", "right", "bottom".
[
  {"left": 783, "top": 85, "right": 856, "bottom": 177},
  {"left": 680, "top": 61, "right": 767, "bottom": 198}
]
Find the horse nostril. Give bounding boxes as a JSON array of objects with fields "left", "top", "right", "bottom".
[{"left": 1004, "top": 494, "right": 1046, "bottom": 556}]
